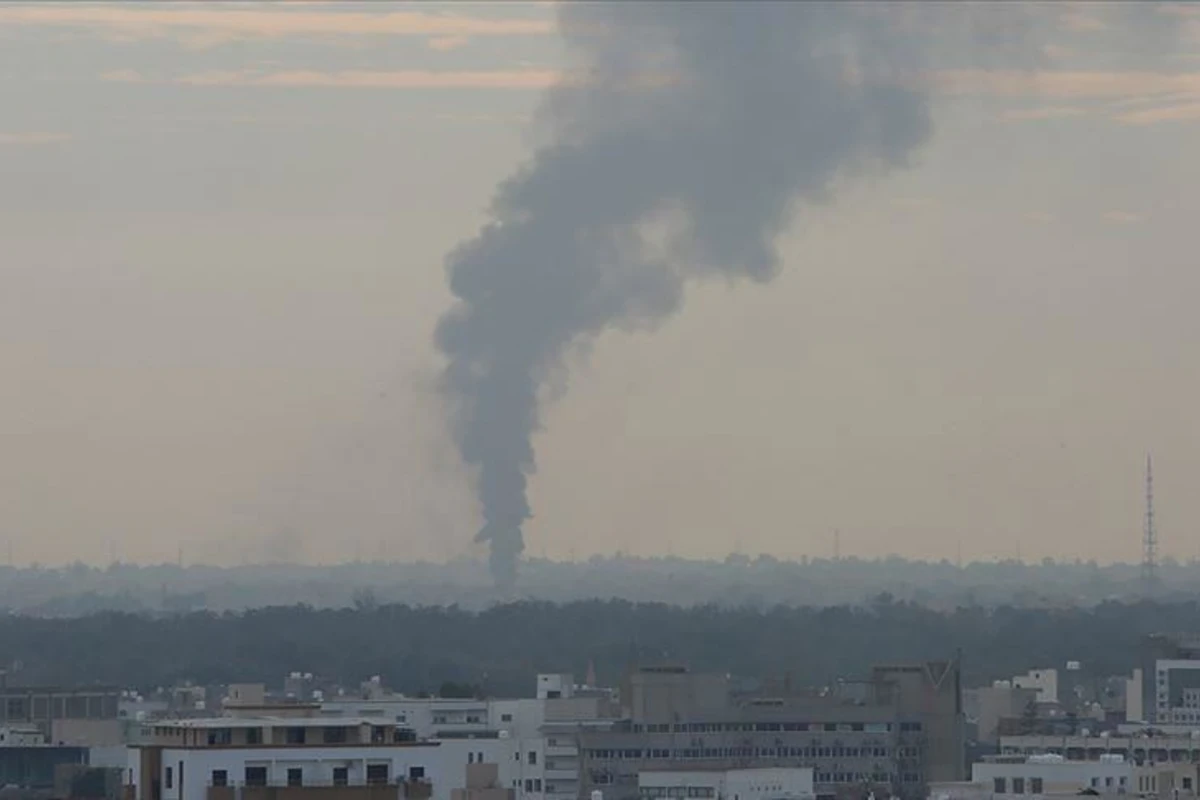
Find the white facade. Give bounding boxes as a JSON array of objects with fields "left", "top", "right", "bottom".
[
  {"left": 0, "top": 725, "right": 46, "bottom": 746},
  {"left": 639, "top": 768, "right": 815, "bottom": 800},
  {"left": 1012, "top": 671, "right": 1059, "bottom": 705},
  {"left": 129, "top": 744, "right": 446, "bottom": 800},
  {"left": 971, "top": 757, "right": 1131, "bottom": 797}
]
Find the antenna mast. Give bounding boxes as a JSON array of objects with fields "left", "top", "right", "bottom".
[{"left": 1142, "top": 453, "right": 1158, "bottom": 595}]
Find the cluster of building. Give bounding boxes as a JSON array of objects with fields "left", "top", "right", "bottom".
[{"left": 9, "top": 636, "right": 1200, "bottom": 800}]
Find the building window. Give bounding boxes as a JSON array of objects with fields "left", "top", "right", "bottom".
[
  {"left": 410, "top": 767, "right": 425, "bottom": 780},
  {"left": 323, "top": 727, "right": 348, "bottom": 744},
  {"left": 534, "top": 779, "right": 542, "bottom": 792},
  {"left": 286, "top": 727, "right": 307, "bottom": 745},
  {"left": 246, "top": 728, "right": 262, "bottom": 745},
  {"left": 245, "top": 767, "right": 268, "bottom": 787},
  {"left": 1031, "top": 778, "right": 1043, "bottom": 794},
  {"left": 211, "top": 771, "right": 228, "bottom": 788},
  {"left": 207, "top": 729, "right": 232, "bottom": 745},
  {"left": 469, "top": 753, "right": 475, "bottom": 764},
  {"left": 502, "top": 714, "right": 513, "bottom": 722},
  {"left": 366, "top": 764, "right": 390, "bottom": 785},
  {"left": 333, "top": 768, "right": 349, "bottom": 787},
  {"left": 529, "top": 752, "right": 537, "bottom": 765},
  {"left": 287, "top": 769, "right": 303, "bottom": 787},
  {"left": 165, "top": 768, "right": 173, "bottom": 790},
  {"left": 994, "top": 778, "right": 1006, "bottom": 794},
  {"left": 1013, "top": 778, "right": 1025, "bottom": 794},
  {"left": 525, "top": 780, "right": 534, "bottom": 792}
]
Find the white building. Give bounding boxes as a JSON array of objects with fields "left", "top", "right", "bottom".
[
  {"left": 952, "top": 754, "right": 1200, "bottom": 800},
  {"left": 638, "top": 768, "right": 815, "bottom": 800},
  {"left": 972, "top": 755, "right": 1131, "bottom": 797},
  {"left": 126, "top": 716, "right": 483, "bottom": 800}
]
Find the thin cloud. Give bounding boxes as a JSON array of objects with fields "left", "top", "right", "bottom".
[
  {"left": 110, "top": 68, "right": 562, "bottom": 90},
  {"left": 933, "top": 70, "right": 1200, "bottom": 99},
  {"left": 1058, "top": 7, "right": 1108, "bottom": 33},
  {"left": 100, "top": 67, "right": 675, "bottom": 92},
  {"left": 428, "top": 36, "right": 470, "bottom": 53},
  {"left": 1115, "top": 102, "right": 1200, "bottom": 125},
  {"left": 1103, "top": 210, "right": 1144, "bottom": 224},
  {"left": 0, "top": 132, "right": 70, "bottom": 145},
  {"left": 0, "top": 6, "right": 553, "bottom": 48},
  {"left": 1002, "top": 106, "right": 1088, "bottom": 122}
]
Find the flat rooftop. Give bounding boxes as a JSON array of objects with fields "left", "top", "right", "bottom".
[{"left": 147, "top": 717, "right": 403, "bottom": 729}]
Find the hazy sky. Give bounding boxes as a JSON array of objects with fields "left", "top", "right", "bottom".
[{"left": 2, "top": 2, "right": 1199, "bottom": 567}]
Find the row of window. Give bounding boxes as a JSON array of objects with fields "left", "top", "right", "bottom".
[
  {"left": 632, "top": 722, "right": 919, "bottom": 734},
  {"left": 189, "top": 764, "right": 427, "bottom": 788},
  {"left": 2, "top": 694, "right": 117, "bottom": 721},
  {"left": 588, "top": 746, "right": 898, "bottom": 760},
  {"left": 598, "top": 772, "right": 914, "bottom": 788},
  {"left": 815, "top": 772, "right": 898, "bottom": 784},
  {"left": 639, "top": 787, "right": 717, "bottom": 798},
  {"left": 992, "top": 778, "right": 1047, "bottom": 795}
]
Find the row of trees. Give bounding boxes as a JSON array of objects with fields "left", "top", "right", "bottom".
[{"left": 0, "top": 597, "right": 1182, "bottom": 695}]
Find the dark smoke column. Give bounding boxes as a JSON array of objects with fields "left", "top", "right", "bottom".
[{"left": 436, "top": 2, "right": 932, "bottom": 588}]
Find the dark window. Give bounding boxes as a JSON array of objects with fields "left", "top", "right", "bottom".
[
  {"left": 207, "top": 729, "right": 232, "bottom": 745},
  {"left": 323, "top": 727, "right": 348, "bottom": 744},
  {"left": 246, "top": 728, "right": 262, "bottom": 745},
  {"left": 528, "top": 752, "right": 537, "bottom": 765},
  {"left": 366, "top": 764, "right": 390, "bottom": 785},
  {"left": 994, "top": 779, "right": 1006, "bottom": 794},
  {"left": 287, "top": 769, "right": 303, "bottom": 787},
  {"left": 1031, "top": 778, "right": 1044, "bottom": 794},
  {"left": 333, "top": 768, "right": 349, "bottom": 787},
  {"left": 286, "top": 727, "right": 306, "bottom": 744},
  {"left": 5, "top": 698, "right": 26, "bottom": 720},
  {"left": 32, "top": 697, "right": 48, "bottom": 720},
  {"left": 410, "top": 767, "right": 425, "bottom": 780},
  {"left": 502, "top": 714, "right": 513, "bottom": 722},
  {"left": 52, "top": 697, "right": 65, "bottom": 719},
  {"left": 525, "top": 780, "right": 534, "bottom": 792},
  {"left": 1013, "top": 778, "right": 1026, "bottom": 794},
  {"left": 165, "top": 768, "right": 173, "bottom": 789},
  {"left": 245, "top": 767, "right": 267, "bottom": 787},
  {"left": 66, "top": 696, "right": 87, "bottom": 718},
  {"left": 534, "top": 780, "right": 542, "bottom": 791},
  {"left": 211, "top": 771, "right": 227, "bottom": 788}
]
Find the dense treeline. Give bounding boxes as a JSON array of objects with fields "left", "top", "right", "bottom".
[
  {"left": 2, "top": 555, "right": 1199, "bottom": 615},
  {"left": 0, "top": 598, "right": 1187, "bottom": 695}
]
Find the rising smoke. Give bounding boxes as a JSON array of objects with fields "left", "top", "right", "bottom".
[{"left": 436, "top": 2, "right": 935, "bottom": 588}]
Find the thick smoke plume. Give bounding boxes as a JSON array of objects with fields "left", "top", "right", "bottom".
[{"left": 436, "top": 3, "right": 933, "bottom": 588}]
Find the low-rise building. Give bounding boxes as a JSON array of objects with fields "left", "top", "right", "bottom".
[
  {"left": 930, "top": 753, "right": 1200, "bottom": 800},
  {"left": 638, "top": 768, "right": 815, "bottom": 800},
  {"left": 127, "top": 716, "right": 450, "bottom": 800}
]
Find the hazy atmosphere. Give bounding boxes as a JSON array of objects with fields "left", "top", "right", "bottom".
[{"left": 3, "top": 1, "right": 1199, "bottom": 569}]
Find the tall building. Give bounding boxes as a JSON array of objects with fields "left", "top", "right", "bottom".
[
  {"left": 578, "top": 661, "right": 964, "bottom": 800},
  {"left": 1141, "top": 634, "right": 1200, "bottom": 724}
]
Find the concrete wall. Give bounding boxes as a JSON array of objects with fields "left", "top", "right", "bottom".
[
  {"left": 973, "top": 686, "right": 1038, "bottom": 745},
  {"left": 1012, "top": 671, "right": 1058, "bottom": 705}
]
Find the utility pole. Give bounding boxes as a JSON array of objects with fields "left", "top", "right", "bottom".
[{"left": 1142, "top": 453, "right": 1158, "bottom": 596}]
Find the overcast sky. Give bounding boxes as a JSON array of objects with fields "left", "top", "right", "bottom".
[{"left": 2, "top": 2, "right": 1199, "bottom": 567}]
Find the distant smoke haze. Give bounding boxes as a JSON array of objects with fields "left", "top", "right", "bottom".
[{"left": 435, "top": 3, "right": 936, "bottom": 587}]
